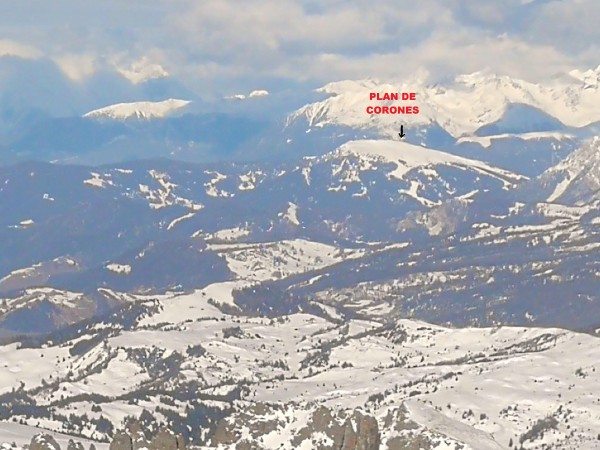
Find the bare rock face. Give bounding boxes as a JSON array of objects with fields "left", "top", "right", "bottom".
[
  {"left": 318, "top": 409, "right": 379, "bottom": 450},
  {"left": 122, "top": 422, "right": 149, "bottom": 450},
  {"left": 211, "top": 402, "right": 282, "bottom": 448},
  {"left": 109, "top": 428, "right": 186, "bottom": 450},
  {"left": 148, "top": 432, "right": 175, "bottom": 450},
  {"left": 132, "top": 435, "right": 149, "bottom": 450},
  {"left": 148, "top": 428, "right": 186, "bottom": 450},
  {"left": 292, "top": 406, "right": 346, "bottom": 449},
  {"left": 211, "top": 404, "right": 380, "bottom": 450},
  {"left": 175, "top": 435, "right": 185, "bottom": 450},
  {"left": 29, "top": 434, "right": 61, "bottom": 450},
  {"left": 382, "top": 406, "right": 434, "bottom": 450},
  {"left": 347, "top": 410, "right": 380, "bottom": 450},
  {"left": 109, "top": 432, "right": 133, "bottom": 450},
  {"left": 66, "top": 440, "right": 85, "bottom": 450}
]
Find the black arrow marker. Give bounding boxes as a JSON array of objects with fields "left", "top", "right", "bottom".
[{"left": 398, "top": 125, "right": 406, "bottom": 138}]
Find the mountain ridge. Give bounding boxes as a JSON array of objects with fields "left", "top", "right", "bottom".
[{"left": 83, "top": 99, "right": 191, "bottom": 120}]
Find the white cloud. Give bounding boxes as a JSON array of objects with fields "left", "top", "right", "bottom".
[
  {"left": 171, "top": 0, "right": 449, "bottom": 58},
  {"left": 400, "top": 30, "right": 573, "bottom": 82},
  {"left": 527, "top": 0, "right": 600, "bottom": 52},
  {"left": 0, "top": 0, "right": 597, "bottom": 93},
  {"left": 115, "top": 56, "right": 169, "bottom": 84},
  {"left": 0, "top": 39, "right": 41, "bottom": 59},
  {"left": 161, "top": 0, "right": 590, "bottom": 89},
  {"left": 53, "top": 54, "right": 98, "bottom": 81}
]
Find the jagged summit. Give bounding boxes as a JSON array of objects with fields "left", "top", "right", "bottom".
[
  {"left": 568, "top": 64, "right": 600, "bottom": 87},
  {"left": 540, "top": 136, "right": 600, "bottom": 204}
]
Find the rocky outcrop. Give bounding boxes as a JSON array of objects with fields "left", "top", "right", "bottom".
[
  {"left": 211, "top": 404, "right": 380, "bottom": 450},
  {"left": 291, "top": 406, "right": 345, "bottom": 448},
  {"left": 66, "top": 440, "right": 85, "bottom": 450},
  {"left": 109, "top": 432, "right": 133, "bottom": 450},
  {"left": 108, "top": 427, "right": 185, "bottom": 450},
  {"left": 29, "top": 434, "right": 61, "bottom": 450},
  {"left": 207, "top": 402, "right": 452, "bottom": 450},
  {"left": 382, "top": 406, "right": 434, "bottom": 450},
  {"left": 346, "top": 410, "right": 380, "bottom": 450},
  {"left": 27, "top": 434, "right": 97, "bottom": 450},
  {"left": 211, "top": 402, "right": 281, "bottom": 447},
  {"left": 297, "top": 407, "right": 380, "bottom": 450},
  {"left": 20, "top": 405, "right": 435, "bottom": 450},
  {"left": 148, "top": 428, "right": 186, "bottom": 450}
]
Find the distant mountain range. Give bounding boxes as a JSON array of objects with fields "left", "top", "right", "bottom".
[
  {"left": 2, "top": 62, "right": 599, "bottom": 171},
  {"left": 0, "top": 134, "right": 599, "bottom": 335},
  {"left": 1, "top": 63, "right": 600, "bottom": 449}
]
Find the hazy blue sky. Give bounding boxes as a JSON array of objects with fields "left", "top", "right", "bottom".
[{"left": 0, "top": 0, "right": 598, "bottom": 95}]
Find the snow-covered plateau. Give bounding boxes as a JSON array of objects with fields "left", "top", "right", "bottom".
[{"left": 0, "top": 285, "right": 598, "bottom": 449}]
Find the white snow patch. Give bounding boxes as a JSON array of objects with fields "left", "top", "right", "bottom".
[
  {"left": 166, "top": 212, "right": 195, "bottom": 230},
  {"left": 280, "top": 202, "right": 300, "bottom": 226},
  {"left": 211, "top": 239, "right": 363, "bottom": 282},
  {"left": 84, "top": 172, "right": 113, "bottom": 188},
  {"left": 457, "top": 131, "right": 575, "bottom": 148},
  {"left": 207, "top": 227, "right": 250, "bottom": 242},
  {"left": 106, "top": 264, "right": 132, "bottom": 275},
  {"left": 204, "top": 171, "right": 233, "bottom": 198},
  {"left": 405, "top": 400, "right": 504, "bottom": 450}
]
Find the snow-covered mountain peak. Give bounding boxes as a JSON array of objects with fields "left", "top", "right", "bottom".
[
  {"left": 83, "top": 98, "right": 191, "bottom": 120},
  {"left": 453, "top": 68, "right": 501, "bottom": 86},
  {"left": 568, "top": 65, "right": 600, "bottom": 86},
  {"left": 289, "top": 75, "right": 524, "bottom": 139},
  {"left": 289, "top": 67, "right": 600, "bottom": 140},
  {"left": 315, "top": 79, "right": 393, "bottom": 95},
  {"left": 542, "top": 137, "right": 600, "bottom": 204},
  {"left": 289, "top": 80, "right": 432, "bottom": 137}
]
